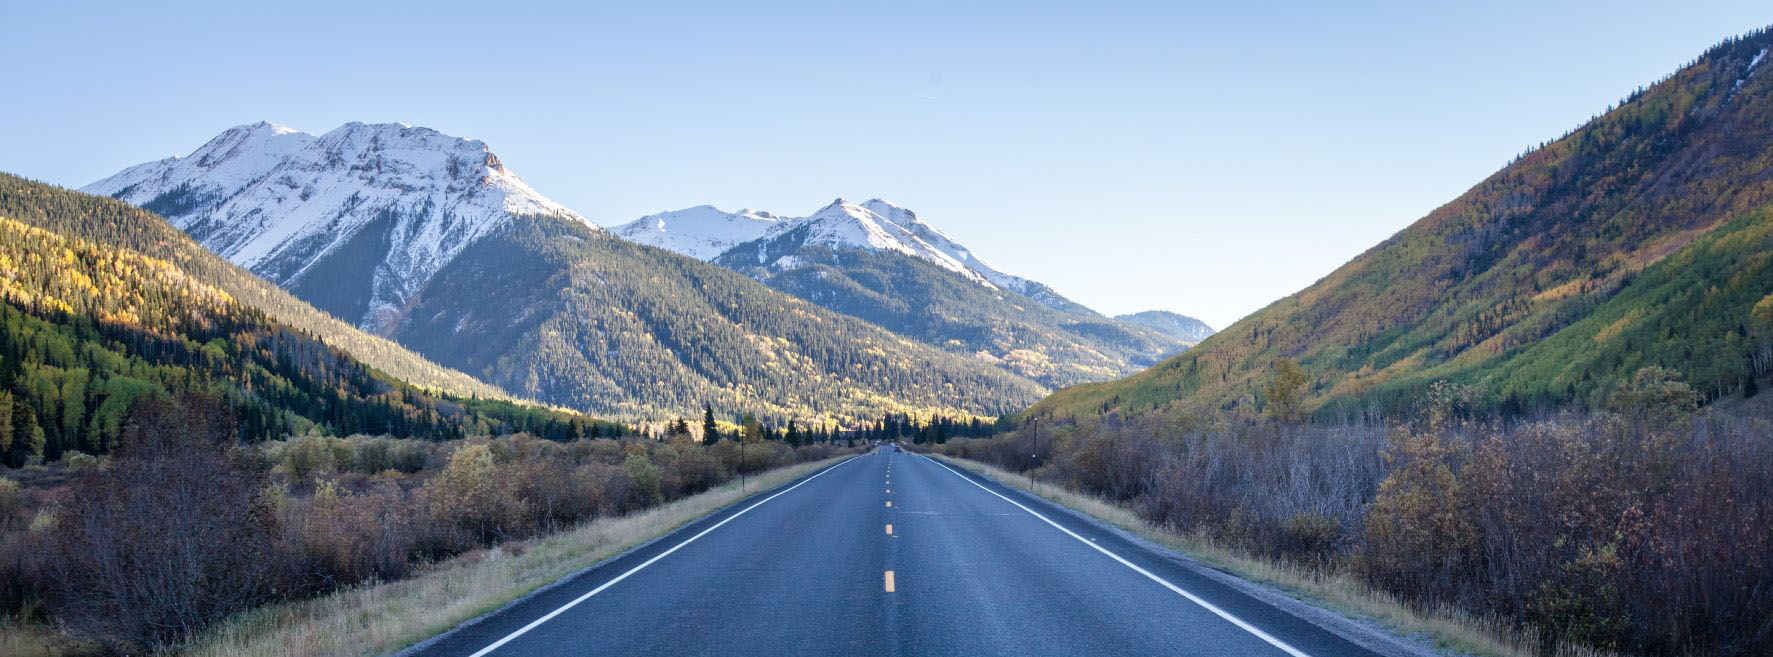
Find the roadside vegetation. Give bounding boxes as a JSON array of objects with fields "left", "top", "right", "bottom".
[
  {"left": 930, "top": 369, "right": 1773, "bottom": 657},
  {"left": 0, "top": 393, "right": 858, "bottom": 655}
]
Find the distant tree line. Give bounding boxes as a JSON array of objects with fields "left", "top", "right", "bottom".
[{"left": 662, "top": 405, "right": 1007, "bottom": 447}]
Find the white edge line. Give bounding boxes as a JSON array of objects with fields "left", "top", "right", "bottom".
[
  {"left": 466, "top": 456, "right": 858, "bottom": 657},
  {"left": 919, "top": 454, "right": 1313, "bottom": 657}
]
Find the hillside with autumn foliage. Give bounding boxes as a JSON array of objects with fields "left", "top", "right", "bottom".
[
  {"left": 0, "top": 181, "right": 622, "bottom": 465},
  {"left": 1032, "top": 30, "right": 1773, "bottom": 421}
]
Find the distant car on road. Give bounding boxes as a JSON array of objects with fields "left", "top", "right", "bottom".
[{"left": 893, "top": 445, "right": 902, "bottom": 452}]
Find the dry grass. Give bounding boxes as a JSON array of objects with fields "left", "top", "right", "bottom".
[
  {"left": 0, "top": 619, "right": 68, "bottom": 657},
  {"left": 929, "top": 454, "right": 1622, "bottom": 657},
  {"left": 168, "top": 456, "right": 847, "bottom": 657}
]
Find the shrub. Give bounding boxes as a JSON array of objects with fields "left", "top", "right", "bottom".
[
  {"left": 62, "top": 450, "right": 99, "bottom": 473},
  {"left": 1606, "top": 366, "right": 1698, "bottom": 427},
  {"left": 283, "top": 481, "right": 419, "bottom": 591},
  {"left": 348, "top": 435, "right": 393, "bottom": 474},
  {"left": 46, "top": 394, "right": 280, "bottom": 650},
  {"left": 424, "top": 444, "right": 523, "bottom": 543},
  {"left": 1359, "top": 429, "right": 1474, "bottom": 597},
  {"left": 623, "top": 454, "right": 664, "bottom": 508}
]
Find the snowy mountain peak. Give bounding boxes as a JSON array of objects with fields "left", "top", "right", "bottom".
[
  {"left": 776, "top": 198, "right": 988, "bottom": 283},
  {"left": 82, "top": 121, "right": 592, "bottom": 331},
  {"left": 850, "top": 199, "right": 1058, "bottom": 302},
  {"left": 612, "top": 205, "right": 785, "bottom": 260},
  {"left": 614, "top": 197, "right": 1105, "bottom": 308}
]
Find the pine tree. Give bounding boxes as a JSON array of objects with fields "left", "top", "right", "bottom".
[
  {"left": 9, "top": 400, "right": 43, "bottom": 467},
  {"left": 702, "top": 404, "right": 720, "bottom": 445}
]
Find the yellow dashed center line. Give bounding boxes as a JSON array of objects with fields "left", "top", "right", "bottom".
[
  {"left": 884, "top": 571, "right": 896, "bottom": 592},
  {"left": 885, "top": 501, "right": 892, "bottom": 507},
  {"left": 885, "top": 524, "right": 893, "bottom": 535}
]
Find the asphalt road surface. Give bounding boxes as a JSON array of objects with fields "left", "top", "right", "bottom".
[{"left": 408, "top": 447, "right": 1392, "bottom": 657}]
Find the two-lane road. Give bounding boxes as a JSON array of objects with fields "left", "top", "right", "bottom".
[{"left": 409, "top": 448, "right": 1392, "bottom": 657}]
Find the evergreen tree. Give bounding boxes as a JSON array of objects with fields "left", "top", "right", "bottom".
[
  {"left": 702, "top": 404, "right": 720, "bottom": 445},
  {"left": 0, "top": 391, "right": 12, "bottom": 455},
  {"left": 9, "top": 399, "right": 43, "bottom": 467}
]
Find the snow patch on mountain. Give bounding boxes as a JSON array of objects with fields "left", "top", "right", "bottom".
[
  {"left": 82, "top": 121, "right": 591, "bottom": 330},
  {"left": 1738, "top": 47, "right": 1769, "bottom": 91},
  {"left": 612, "top": 205, "right": 784, "bottom": 260}
]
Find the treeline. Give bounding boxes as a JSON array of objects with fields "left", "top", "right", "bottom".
[
  {"left": 933, "top": 371, "right": 1773, "bottom": 656},
  {"left": 669, "top": 407, "right": 1005, "bottom": 447},
  {"left": 0, "top": 214, "right": 622, "bottom": 466},
  {"left": 841, "top": 412, "right": 1005, "bottom": 445},
  {"left": 0, "top": 393, "right": 857, "bottom": 651}
]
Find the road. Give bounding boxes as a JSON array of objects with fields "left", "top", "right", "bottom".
[{"left": 408, "top": 448, "right": 1393, "bottom": 657}]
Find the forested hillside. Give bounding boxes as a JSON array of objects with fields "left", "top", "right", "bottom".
[
  {"left": 1033, "top": 30, "right": 1773, "bottom": 420},
  {"left": 0, "top": 173, "right": 512, "bottom": 401},
  {"left": 389, "top": 216, "right": 1046, "bottom": 422},
  {"left": 0, "top": 188, "right": 618, "bottom": 465},
  {"left": 714, "top": 240, "right": 1186, "bottom": 388}
]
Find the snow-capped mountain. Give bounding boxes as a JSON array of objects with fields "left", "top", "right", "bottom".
[
  {"left": 82, "top": 121, "right": 590, "bottom": 331},
  {"left": 854, "top": 199, "right": 1037, "bottom": 294},
  {"left": 853, "top": 199, "right": 1097, "bottom": 315},
  {"left": 617, "top": 197, "right": 1097, "bottom": 314},
  {"left": 685, "top": 197, "right": 1195, "bottom": 387},
  {"left": 744, "top": 198, "right": 994, "bottom": 285},
  {"left": 613, "top": 205, "right": 784, "bottom": 260}
]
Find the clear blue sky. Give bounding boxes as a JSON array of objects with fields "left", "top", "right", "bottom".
[{"left": 2, "top": 1, "right": 1767, "bottom": 329}]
